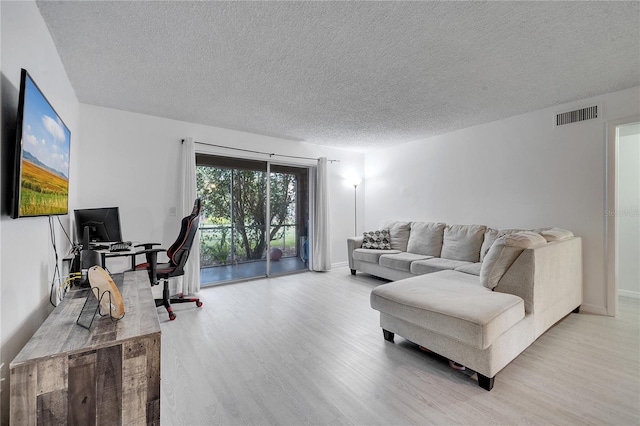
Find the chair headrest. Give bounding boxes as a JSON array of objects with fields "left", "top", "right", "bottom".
[{"left": 191, "top": 198, "right": 202, "bottom": 217}]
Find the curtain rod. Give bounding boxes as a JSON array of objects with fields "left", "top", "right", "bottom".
[{"left": 186, "top": 140, "right": 340, "bottom": 163}]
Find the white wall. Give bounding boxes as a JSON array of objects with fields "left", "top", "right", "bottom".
[
  {"left": 77, "top": 105, "right": 365, "bottom": 271},
  {"left": 617, "top": 123, "right": 640, "bottom": 298},
  {"left": 0, "top": 2, "right": 79, "bottom": 423},
  {"left": 365, "top": 86, "right": 640, "bottom": 315}
]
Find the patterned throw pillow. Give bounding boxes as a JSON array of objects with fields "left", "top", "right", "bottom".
[{"left": 362, "top": 229, "right": 391, "bottom": 249}]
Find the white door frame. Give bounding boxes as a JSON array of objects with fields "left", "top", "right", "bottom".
[{"left": 605, "top": 115, "right": 640, "bottom": 316}]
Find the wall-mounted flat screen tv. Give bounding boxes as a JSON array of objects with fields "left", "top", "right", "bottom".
[{"left": 12, "top": 68, "right": 71, "bottom": 218}]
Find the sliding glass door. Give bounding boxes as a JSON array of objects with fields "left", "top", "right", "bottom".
[
  {"left": 269, "top": 165, "right": 309, "bottom": 275},
  {"left": 196, "top": 155, "right": 309, "bottom": 285}
]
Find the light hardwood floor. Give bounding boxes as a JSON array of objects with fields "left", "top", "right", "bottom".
[{"left": 160, "top": 267, "right": 640, "bottom": 425}]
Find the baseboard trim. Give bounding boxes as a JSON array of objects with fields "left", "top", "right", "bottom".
[
  {"left": 332, "top": 261, "right": 348, "bottom": 269},
  {"left": 618, "top": 289, "right": 640, "bottom": 299},
  {"left": 579, "top": 303, "right": 608, "bottom": 316}
]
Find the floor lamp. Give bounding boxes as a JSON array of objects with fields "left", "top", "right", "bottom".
[{"left": 352, "top": 179, "right": 361, "bottom": 236}]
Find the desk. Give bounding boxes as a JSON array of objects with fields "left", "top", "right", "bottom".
[
  {"left": 9, "top": 270, "right": 161, "bottom": 425},
  {"left": 62, "top": 246, "right": 139, "bottom": 278},
  {"left": 97, "top": 247, "right": 139, "bottom": 271}
]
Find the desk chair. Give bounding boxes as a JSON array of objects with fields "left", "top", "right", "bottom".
[{"left": 136, "top": 198, "right": 203, "bottom": 320}]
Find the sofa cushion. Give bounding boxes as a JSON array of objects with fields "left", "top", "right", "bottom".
[
  {"left": 540, "top": 228, "right": 574, "bottom": 242},
  {"left": 370, "top": 270, "right": 525, "bottom": 349},
  {"left": 381, "top": 221, "right": 412, "bottom": 252},
  {"left": 362, "top": 229, "right": 391, "bottom": 249},
  {"left": 499, "top": 228, "right": 528, "bottom": 235},
  {"left": 410, "top": 258, "right": 473, "bottom": 275},
  {"left": 480, "top": 228, "right": 499, "bottom": 262},
  {"left": 454, "top": 262, "right": 482, "bottom": 276},
  {"left": 407, "top": 222, "right": 446, "bottom": 256},
  {"left": 441, "top": 224, "right": 487, "bottom": 262},
  {"left": 480, "top": 231, "right": 547, "bottom": 289},
  {"left": 379, "top": 252, "right": 433, "bottom": 272},
  {"left": 479, "top": 228, "right": 527, "bottom": 262},
  {"left": 353, "top": 248, "right": 401, "bottom": 263}
]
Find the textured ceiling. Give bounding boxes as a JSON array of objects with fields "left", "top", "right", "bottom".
[{"left": 36, "top": 1, "right": 640, "bottom": 151}]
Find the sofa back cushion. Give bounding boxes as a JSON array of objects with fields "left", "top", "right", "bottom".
[
  {"left": 498, "top": 228, "right": 528, "bottom": 235},
  {"left": 480, "top": 228, "right": 529, "bottom": 261},
  {"left": 407, "top": 222, "right": 446, "bottom": 256},
  {"left": 480, "top": 231, "right": 547, "bottom": 289},
  {"left": 441, "top": 224, "right": 487, "bottom": 262},
  {"left": 480, "top": 228, "right": 499, "bottom": 262},
  {"left": 380, "top": 221, "right": 412, "bottom": 252}
]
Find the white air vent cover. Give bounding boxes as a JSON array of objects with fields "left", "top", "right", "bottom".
[{"left": 555, "top": 105, "right": 599, "bottom": 126}]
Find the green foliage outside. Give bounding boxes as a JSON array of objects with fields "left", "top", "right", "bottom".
[
  {"left": 19, "top": 159, "right": 69, "bottom": 216},
  {"left": 19, "top": 188, "right": 68, "bottom": 216},
  {"left": 197, "top": 166, "right": 297, "bottom": 266}
]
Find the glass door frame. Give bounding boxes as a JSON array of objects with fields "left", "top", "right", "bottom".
[{"left": 196, "top": 153, "right": 311, "bottom": 285}]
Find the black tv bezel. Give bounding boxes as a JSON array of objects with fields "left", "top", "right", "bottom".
[
  {"left": 74, "top": 207, "right": 123, "bottom": 243},
  {"left": 11, "top": 68, "right": 71, "bottom": 219}
]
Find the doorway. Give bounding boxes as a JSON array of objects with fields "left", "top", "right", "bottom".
[
  {"left": 195, "top": 155, "right": 310, "bottom": 285},
  {"left": 606, "top": 118, "right": 640, "bottom": 316}
]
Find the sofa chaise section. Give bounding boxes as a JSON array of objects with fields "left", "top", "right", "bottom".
[{"left": 368, "top": 232, "right": 582, "bottom": 390}]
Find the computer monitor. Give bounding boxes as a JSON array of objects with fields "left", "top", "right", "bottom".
[{"left": 74, "top": 207, "right": 122, "bottom": 244}]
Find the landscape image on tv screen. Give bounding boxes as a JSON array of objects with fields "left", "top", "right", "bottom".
[{"left": 14, "top": 70, "right": 70, "bottom": 217}]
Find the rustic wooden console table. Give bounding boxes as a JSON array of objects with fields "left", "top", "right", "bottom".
[{"left": 10, "top": 270, "right": 161, "bottom": 425}]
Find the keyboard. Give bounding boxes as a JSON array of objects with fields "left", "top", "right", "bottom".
[{"left": 109, "top": 241, "right": 132, "bottom": 252}]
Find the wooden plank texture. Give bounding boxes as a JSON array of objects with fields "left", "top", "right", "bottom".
[
  {"left": 159, "top": 267, "right": 640, "bottom": 426},
  {"left": 36, "top": 389, "right": 67, "bottom": 426},
  {"left": 96, "top": 345, "right": 122, "bottom": 426},
  {"left": 9, "top": 364, "right": 37, "bottom": 425},
  {"left": 11, "top": 271, "right": 160, "bottom": 366},
  {"left": 67, "top": 350, "right": 97, "bottom": 426},
  {"left": 122, "top": 339, "right": 148, "bottom": 425},
  {"left": 9, "top": 271, "right": 161, "bottom": 425},
  {"left": 36, "top": 357, "right": 68, "bottom": 395},
  {"left": 145, "top": 336, "right": 161, "bottom": 426}
]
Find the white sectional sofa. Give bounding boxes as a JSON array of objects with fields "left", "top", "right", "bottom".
[{"left": 347, "top": 221, "right": 582, "bottom": 390}]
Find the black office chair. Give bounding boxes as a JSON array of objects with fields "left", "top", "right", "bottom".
[{"left": 135, "top": 198, "right": 203, "bottom": 320}]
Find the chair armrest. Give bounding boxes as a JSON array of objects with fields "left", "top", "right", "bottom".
[
  {"left": 347, "top": 236, "right": 364, "bottom": 270},
  {"left": 135, "top": 248, "right": 166, "bottom": 255},
  {"left": 134, "top": 248, "right": 167, "bottom": 286},
  {"left": 133, "top": 248, "right": 167, "bottom": 264}
]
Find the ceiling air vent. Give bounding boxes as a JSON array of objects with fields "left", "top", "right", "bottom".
[{"left": 555, "top": 105, "right": 599, "bottom": 126}]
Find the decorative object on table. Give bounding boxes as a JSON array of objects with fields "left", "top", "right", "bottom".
[{"left": 76, "top": 265, "right": 125, "bottom": 329}]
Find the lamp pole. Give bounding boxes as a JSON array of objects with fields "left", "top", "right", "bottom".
[{"left": 353, "top": 181, "right": 360, "bottom": 236}]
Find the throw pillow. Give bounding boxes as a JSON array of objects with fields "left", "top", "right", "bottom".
[
  {"left": 362, "top": 229, "right": 391, "bottom": 250},
  {"left": 480, "top": 231, "right": 547, "bottom": 289}
]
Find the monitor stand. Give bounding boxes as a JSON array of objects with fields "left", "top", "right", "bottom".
[{"left": 79, "top": 225, "right": 101, "bottom": 286}]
